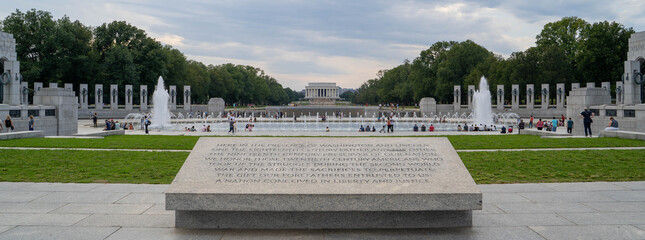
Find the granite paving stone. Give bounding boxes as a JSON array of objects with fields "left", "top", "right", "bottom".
[
  {"left": 614, "top": 181, "right": 645, "bottom": 190},
  {"left": 116, "top": 193, "right": 165, "bottom": 204},
  {"left": 74, "top": 214, "right": 174, "bottom": 228},
  {"left": 0, "top": 182, "right": 33, "bottom": 191},
  {"left": 541, "top": 182, "right": 629, "bottom": 192},
  {"left": 599, "top": 190, "right": 645, "bottom": 201},
  {"left": 0, "top": 203, "right": 65, "bottom": 213},
  {"left": 477, "top": 183, "right": 553, "bottom": 193},
  {"left": 31, "top": 192, "right": 129, "bottom": 204},
  {"left": 583, "top": 202, "right": 645, "bottom": 212},
  {"left": 476, "top": 203, "right": 506, "bottom": 214},
  {"left": 0, "top": 213, "right": 89, "bottom": 226},
  {"left": 530, "top": 225, "right": 645, "bottom": 240},
  {"left": 323, "top": 229, "right": 429, "bottom": 240},
  {"left": 426, "top": 227, "right": 546, "bottom": 240},
  {"left": 483, "top": 193, "right": 533, "bottom": 203},
  {"left": 222, "top": 229, "right": 324, "bottom": 240},
  {"left": 90, "top": 184, "right": 168, "bottom": 193},
  {"left": 494, "top": 202, "right": 597, "bottom": 213},
  {"left": 0, "top": 226, "right": 13, "bottom": 234},
  {"left": 105, "top": 227, "right": 224, "bottom": 240},
  {"left": 519, "top": 191, "right": 616, "bottom": 203},
  {"left": 50, "top": 203, "right": 153, "bottom": 214},
  {"left": 142, "top": 204, "right": 173, "bottom": 215},
  {"left": 635, "top": 225, "right": 645, "bottom": 231},
  {"left": 559, "top": 212, "right": 645, "bottom": 225},
  {"left": 473, "top": 213, "right": 573, "bottom": 227},
  {"left": 19, "top": 183, "right": 100, "bottom": 192},
  {"left": 0, "top": 191, "right": 50, "bottom": 203},
  {"left": 0, "top": 226, "right": 118, "bottom": 240}
]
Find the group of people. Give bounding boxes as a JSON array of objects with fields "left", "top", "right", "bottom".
[
  {"left": 412, "top": 124, "right": 436, "bottom": 132},
  {"left": 185, "top": 125, "right": 212, "bottom": 132},
  {"left": 104, "top": 119, "right": 135, "bottom": 131}
]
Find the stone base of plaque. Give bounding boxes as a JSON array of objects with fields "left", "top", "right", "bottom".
[
  {"left": 167, "top": 137, "right": 482, "bottom": 229},
  {"left": 175, "top": 210, "right": 472, "bottom": 229}
]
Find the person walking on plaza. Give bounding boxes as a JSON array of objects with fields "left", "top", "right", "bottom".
[
  {"left": 386, "top": 117, "right": 393, "bottom": 133},
  {"left": 92, "top": 112, "right": 98, "bottom": 128},
  {"left": 228, "top": 113, "right": 236, "bottom": 133},
  {"left": 5, "top": 115, "right": 14, "bottom": 133},
  {"left": 28, "top": 115, "right": 35, "bottom": 131},
  {"left": 579, "top": 108, "right": 594, "bottom": 137},
  {"left": 567, "top": 118, "right": 574, "bottom": 134},
  {"left": 529, "top": 115, "right": 534, "bottom": 128}
]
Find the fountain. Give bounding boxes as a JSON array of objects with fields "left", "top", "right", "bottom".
[
  {"left": 150, "top": 76, "right": 173, "bottom": 130},
  {"left": 473, "top": 76, "right": 494, "bottom": 126}
]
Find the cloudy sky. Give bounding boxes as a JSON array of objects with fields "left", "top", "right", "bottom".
[{"left": 3, "top": 0, "right": 644, "bottom": 90}]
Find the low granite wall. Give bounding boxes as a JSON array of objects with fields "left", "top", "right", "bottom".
[{"left": 0, "top": 130, "right": 45, "bottom": 140}]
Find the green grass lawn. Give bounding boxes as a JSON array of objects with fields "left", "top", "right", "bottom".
[
  {"left": 0, "top": 135, "right": 643, "bottom": 150},
  {"left": 0, "top": 148, "right": 643, "bottom": 184},
  {"left": 0, "top": 149, "right": 188, "bottom": 184},
  {"left": 460, "top": 150, "right": 645, "bottom": 184}
]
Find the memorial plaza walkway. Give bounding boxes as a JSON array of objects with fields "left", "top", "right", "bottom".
[{"left": 0, "top": 181, "right": 644, "bottom": 239}]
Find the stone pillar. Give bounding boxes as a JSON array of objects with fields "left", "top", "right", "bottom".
[
  {"left": 79, "top": 84, "right": 88, "bottom": 109},
  {"left": 34, "top": 82, "right": 43, "bottom": 93},
  {"left": 586, "top": 82, "right": 595, "bottom": 88},
  {"left": 20, "top": 82, "right": 28, "bottom": 105},
  {"left": 125, "top": 85, "right": 133, "bottom": 111},
  {"left": 33, "top": 88, "right": 78, "bottom": 136},
  {"left": 541, "top": 84, "right": 549, "bottom": 109},
  {"left": 110, "top": 84, "right": 118, "bottom": 110},
  {"left": 453, "top": 85, "right": 461, "bottom": 111},
  {"left": 467, "top": 85, "right": 475, "bottom": 110},
  {"left": 566, "top": 88, "right": 611, "bottom": 136},
  {"left": 419, "top": 97, "right": 437, "bottom": 116},
  {"left": 208, "top": 98, "right": 225, "bottom": 116},
  {"left": 184, "top": 85, "right": 191, "bottom": 111},
  {"left": 140, "top": 85, "right": 148, "bottom": 111},
  {"left": 616, "top": 81, "right": 624, "bottom": 105},
  {"left": 0, "top": 32, "right": 22, "bottom": 105},
  {"left": 623, "top": 60, "right": 642, "bottom": 105},
  {"left": 526, "top": 84, "right": 534, "bottom": 110},
  {"left": 95, "top": 84, "right": 103, "bottom": 110},
  {"left": 556, "top": 83, "right": 565, "bottom": 109},
  {"left": 64, "top": 83, "right": 73, "bottom": 91},
  {"left": 169, "top": 85, "right": 177, "bottom": 111},
  {"left": 49, "top": 82, "right": 58, "bottom": 88},
  {"left": 511, "top": 84, "right": 519, "bottom": 110},
  {"left": 571, "top": 83, "right": 580, "bottom": 90},
  {"left": 496, "top": 85, "right": 504, "bottom": 110},
  {"left": 601, "top": 82, "right": 611, "bottom": 96}
]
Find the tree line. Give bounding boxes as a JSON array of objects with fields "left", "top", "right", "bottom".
[
  {"left": 0, "top": 9, "right": 302, "bottom": 105},
  {"left": 350, "top": 17, "right": 635, "bottom": 105}
]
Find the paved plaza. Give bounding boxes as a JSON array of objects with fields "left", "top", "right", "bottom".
[{"left": 0, "top": 181, "right": 644, "bottom": 239}]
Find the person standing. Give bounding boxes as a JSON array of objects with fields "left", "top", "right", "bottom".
[
  {"left": 566, "top": 118, "right": 574, "bottom": 134},
  {"left": 144, "top": 116, "right": 150, "bottom": 134},
  {"left": 5, "top": 116, "right": 14, "bottom": 133},
  {"left": 551, "top": 117, "right": 558, "bottom": 132},
  {"left": 228, "top": 114, "right": 236, "bottom": 133},
  {"left": 386, "top": 117, "right": 393, "bottom": 133},
  {"left": 579, "top": 108, "right": 594, "bottom": 137},
  {"left": 92, "top": 112, "right": 98, "bottom": 128},
  {"left": 28, "top": 115, "right": 35, "bottom": 131},
  {"left": 529, "top": 115, "right": 534, "bottom": 128}
]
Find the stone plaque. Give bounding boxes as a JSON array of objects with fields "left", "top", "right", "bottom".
[{"left": 167, "top": 137, "right": 481, "bottom": 228}]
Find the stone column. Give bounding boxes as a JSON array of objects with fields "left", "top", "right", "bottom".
[
  {"left": 64, "top": 83, "right": 73, "bottom": 91},
  {"left": 571, "top": 83, "right": 580, "bottom": 90},
  {"left": 20, "top": 81, "right": 28, "bottom": 105},
  {"left": 453, "top": 85, "right": 461, "bottom": 111},
  {"left": 511, "top": 84, "right": 519, "bottom": 110},
  {"left": 140, "top": 85, "right": 148, "bottom": 111},
  {"left": 586, "top": 82, "right": 595, "bottom": 88},
  {"left": 566, "top": 88, "right": 611, "bottom": 136},
  {"left": 541, "top": 84, "right": 549, "bottom": 109},
  {"left": 125, "top": 85, "right": 133, "bottom": 111},
  {"left": 110, "top": 84, "right": 118, "bottom": 110},
  {"left": 556, "top": 83, "right": 565, "bottom": 109},
  {"left": 169, "top": 85, "right": 177, "bottom": 111},
  {"left": 79, "top": 84, "right": 88, "bottom": 109},
  {"left": 616, "top": 81, "right": 624, "bottom": 105},
  {"left": 419, "top": 97, "right": 437, "bottom": 115},
  {"left": 601, "top": 82, "right": 611, "bottom": 96},
  {"left": 467, "top": 85, "right": 475, "bottom": 110},
  {"left": 34, "top": 82, "right": 43, "bottom": 93},
  {"left": 497, "top": 85, "right": 504, "bottom": 110},
  {"left": 623, "top": 60, "right": 642, "bottom": 105},
  {"left": 33, "top": 88, "right": 78, "bottom": 136},
  {"left": 526, "top": 84, "right": 534, "bottom": 110},
  {"left": 184, "top": 85, "right": 191, "bottom": 111},
  {"left": 95, "top": 84, "right": 103, "bottom": 110},
  {"left": 49, "top": 82, "right": 58, "bottom": 88}
]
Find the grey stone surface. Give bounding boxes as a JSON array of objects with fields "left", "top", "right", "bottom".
[
  {"left": 51, "top": 203, "right": 152, "bottom": 214},
  {"left": 222, "top": 229, "right": 323, "bottom": 240},
  {"left": 530, "top": 225, "right": 645, "bottom": 240},
  {"left": 0, "top": 226, "right": 13, "bottom": 234},
  {"left": 74, "top": 214, "right": 174, "bottom": 228},
  {"left": 599, "top": 190, "right": 645, "bottom": 201},
  {"left": 324, "top": 229, "right": 429, "bottom": 240},
  {"left": 477, "top": 183, "right": 553, "bottom": 193},
  {"left": 519, "top": 191, "right": 616, "bottom": 203},
  {"left": 176, "top": 210, "right": 472, "bottom": 229},
  {"left": 32, "top": 192, "right": 129, "bottom": 204},
  {"left": 0, "top": 191, "right": 50, "bottom": 203},
  {"left": 583, "top": 202, "right": 645, "bottom": 212},
  {"left": 142, "top": 204, "right": 173, "bottom": 215},
  {"left": 117, "top": 193, "right": 165, "bottom": 204},
  {"left": 543, "top": 181, "right": 629, "bottom": 192},
  {"left": 106, "top": 227, "right": 224, "bottom": 240},
  {"left": 0, "top": 213, "right": 88, "bottom": 226},
  {"left": 426, "top": 227, "right": 545, "bottom": 240},
  {"left": 0, "top": 226, "right": 118, "bottom": 240},
  {"left": 483, "top": 193, "right": 532, "bottom": 203},
  {"left": 559, "top": 212, "right": 645, "bottom": 225},
  {"left": 90, "top": 183, "right": 168, "bottom": 193},
  {"left": 473, "top": 213, "right": 573, "bottom": 227},
  {"left": 0, "top": 203, "right": 64, "bottom": 213},
  {"left": 494, "top": 203, "right": 596, "bottom": 213},
  {"left": 208, "top": 97, "right": 226, "bottom": 116},
  {"left": 614, "top": 181, "right": 645, "bottom": 190},
  {"left": 19, "top": 183, "right": 99, "bottom": 192}
]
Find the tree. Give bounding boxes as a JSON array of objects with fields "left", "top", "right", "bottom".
[{"left": 577, "top": 21, "right": 634, "bottom": 84}]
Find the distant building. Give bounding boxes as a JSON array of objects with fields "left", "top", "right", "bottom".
[{"left": 304, "top": 82, "right": 340, "bottom": 99}]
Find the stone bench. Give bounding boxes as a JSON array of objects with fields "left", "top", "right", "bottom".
[
  {"left": 0, "top": 130, "right": 45, "bottom": 140},
  {"left": 74, "top": 129, "right": 125, "bottom": 137},
  {"left": 599, "top": 130, "right": 645, "bottom": 140},
  {"left": 520, "top": 128, "right": 570, "bottom": 137}
]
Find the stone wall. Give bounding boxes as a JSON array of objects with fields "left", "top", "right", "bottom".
[{"left": 33, "top": 87, "right": 78, "bottom": 136}]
